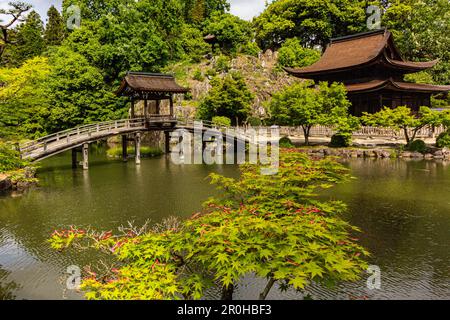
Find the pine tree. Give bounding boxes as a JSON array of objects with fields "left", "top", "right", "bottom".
[
  {"left": 191, "top": 0, "right": 206, "bottom": 24},
  {"left": 12, "top": 11, "right": 46, "bottom": 65},
  {"left": 44, "top": 6, "right": 65, "bottom": 46}
]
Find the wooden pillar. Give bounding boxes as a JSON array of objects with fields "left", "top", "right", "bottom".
[
  {"left": 144, "top": 100, "right": 148, "bottom": 119},
  {"left": 72, "top": 149, "right": 77, "bottom": 169},
  {"left": 122, "top": 135, "right": 128, "bottom": 162},
  {"left": 135, "top": 132, "right": 141, "bottom": 165},
  {"left": 156, "top": 100, "right": 161, "bottom": 115},
  {"left": 131, "top": 99, "right": 135, "bottom": 119},
  {"left": 169, "top": 95, "right": 174, "bottom": 117},
  {"left": 82, "top": 144, "right": 89, "bottom": 170},
  {"left": 165, "top": 131, "right": 171, "bottom": 154}
]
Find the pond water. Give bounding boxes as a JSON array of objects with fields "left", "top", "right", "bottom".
[{"left": 1, "top": 148, "right": 449, "bottom": 300}]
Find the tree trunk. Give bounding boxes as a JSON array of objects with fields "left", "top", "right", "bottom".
[
  {"left": 403, "top": 127, "right": 411, "bottom": 145},
  {"left": 259, "top": 278, "right": 276, "bottom": 300},
  {"left": 221, "top": 284, "right": 234, "bottom": 300},
  {"left": 303, "top": 126, "right": 311, "bottom": 146}
]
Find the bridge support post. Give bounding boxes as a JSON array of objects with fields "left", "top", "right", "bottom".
[
  {"left": 72, "top": 149, "right": 78, "bottom": 169},
  {"left": 82, "top": 144, "right": 89, "bottom": 170},
  {"left": 165, "top": 131, "right": 171, "bottom": 154},
  {"left": 135, "top": 132, "right": 141, "bottom": 165},
  {"left": 122, "top": 135, "right": 128, "bottom": 162}
]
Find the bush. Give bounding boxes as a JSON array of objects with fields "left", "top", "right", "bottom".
[
  {"left": 240, "top": 42, "right": 261, "bottom": 57},
  {"left": 279, "top": 136, "right": 294, "bottom": 148},
  {"left": 212, "top": 116, "right": 232, "bottom": 127},
  {"left": 247, "top": 116, "right": 262, "bottom": 127},
  {"left": 329, "top": 133, "right": 351, "bottom": 148},
  {"left": 277, "top": 38, "right": 321, "bottom": 68},
  {"left": 436, "top": 131, "right": 450, "bottom": 148},
  {"left": 406, "top": 139, "right": 427, "bottom": 153},
  {"left": 0, "top": 143, "right": 28, "bottom": 173},
  {"left": 107, "top": 146, "right": 163, "bottom": 158},
  {"left": 192, "top": 69, "right": 204, "bottom": 81},
  {"left": 215, "top": 55, "right": 230, "bottom": 73}
]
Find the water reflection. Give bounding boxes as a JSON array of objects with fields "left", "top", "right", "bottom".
[{"left": 0, "top": 151, "right": 449, "bottom": 299}]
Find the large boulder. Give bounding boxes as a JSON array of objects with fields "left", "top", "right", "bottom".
[{"left": 0, "top": 174, "right": 12, "bottom": 191}]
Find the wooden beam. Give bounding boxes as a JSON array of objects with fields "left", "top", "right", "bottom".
[{"left": 169, "top": 95, "right": 174, "bottom": 117}]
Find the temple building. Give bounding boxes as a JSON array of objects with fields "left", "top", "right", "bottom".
[{"left": 285, "top": 29, "right": 450, "bottom": 116}]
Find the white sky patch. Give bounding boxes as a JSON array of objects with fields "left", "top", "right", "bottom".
[{"left": 229, "top": 0, "right": 271, "bottom": 20}]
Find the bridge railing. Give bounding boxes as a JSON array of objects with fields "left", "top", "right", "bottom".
[{"left": 19, "top": 118, "right": 147, "bottom": 157}]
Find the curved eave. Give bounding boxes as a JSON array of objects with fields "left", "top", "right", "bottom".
[
  {"left": 384, "top": 55, "right": 439, "bottom": 72},
  {"left": 115, "top": 77, "right": 190, "bottom": 97},
  {"left": 346, "top": 79, "right": 450, "bottom": 94}
]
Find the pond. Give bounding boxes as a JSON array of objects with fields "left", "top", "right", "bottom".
[{"left": 1, "top": 148, "right": 449, "bottom": 300}]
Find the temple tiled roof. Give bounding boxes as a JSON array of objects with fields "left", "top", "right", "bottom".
[{"left": 285, "top": 29, "right": 439, "bottom": 77}]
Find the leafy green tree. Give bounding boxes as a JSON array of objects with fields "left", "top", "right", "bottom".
[
  {"left": 62, "top": 0, "right": 185, "bottom": 84},
  {"left": 269, "top": 81, "right": 351, "bottom": 145},
  {"left": 253, "top": 0, "right": 368, "bottom": 50},
  {"left": 44, "top": 47, "right": 125, "bottom": 132},
  {"left": 183, "top": 0, "right": 230, "bottom": 23},
  {"left": 9, "top": 10, "right": 45, "bottom": 66},
  {"left": 49, "top": 150, "right": 368, "bottom": 300},
  {"left": 0, "top": 56, "right": 51, "bottom": 138},
  {"left": 197, "top": 72, "right": 254, "bottom": 125},
  {"left": 383, "top": 0, "right": 450, "bottom": 85},
  {"left": 277, "top": 37, "right": 321, "bottom": 68},
  {"left": 362, "top": 106, "right": 441, "bottom": 145},
  {"left": 203, "top": 12, "right": 252, "bottom": 54},
  {"left": 44, "top": 5, "right": 66, "bottom": 46},
  {"left": 0, "top": 1, "right": 32, "bottom": 60},
  {"left": 179, "top": 24, "right": 210, "bottom": 62}
]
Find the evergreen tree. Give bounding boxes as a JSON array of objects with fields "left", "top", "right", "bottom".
[
  {"left": 191, "top": 0, "right": 206, "bottom": 23},
  {"left": 44, "top": 6, "right": 65, "bottom": 46},
  {"left": 12, "top": 11, "right": 46, "bottom": 65}
]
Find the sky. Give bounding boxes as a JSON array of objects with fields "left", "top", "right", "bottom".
[{"left": 0, "top": 0, "right": 269, "bottom": 23}]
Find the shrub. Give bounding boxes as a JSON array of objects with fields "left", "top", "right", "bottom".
[
  {"left": 247, "top": 116, "right": 262, "bottom": 127},
  {"left": 436, "top": 131, "right": 450, "bottom": 148},
  {"left": 0, "top": 143, "right": 28, "bottom": 173},
  {"left": 406, "top": 139, "right": 427, "bottom": 153},
  {"left": 279, "top": 136, "right": 294, "bottom": 148},
  {"left": 240, "top": 42, "right": 261, "bottom": 57},
  {"left": 215, "top": 55, "right": 230, "bottom": 73},
  {"left": 329, "top": 133, "right": 351, "bottom": 148},
  {"left": 212, "top": 116, "right": 232, "bottom": 127},
  {"left": 192, "top": 69, "right": 204, "bottom": 81}
]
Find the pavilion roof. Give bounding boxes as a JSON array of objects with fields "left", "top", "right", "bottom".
[
  {"left": 285, "top": 29, "right": 439, "bottom": 78},
  {"left": 345, "top": 79, "right": 450, "bottom": 94},
  {"left": 116, "top": 72, "right": 189, "bottom": 97}
]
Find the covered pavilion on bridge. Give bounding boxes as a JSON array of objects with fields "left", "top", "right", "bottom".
[{"left": 116, "top": 72, "right": 190, "bottom": 123}]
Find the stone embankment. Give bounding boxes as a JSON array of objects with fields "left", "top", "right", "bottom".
[
  {"left": 0, "top": 167, "right": 37, "bottom": 192},
  {"left": 303, "top": 147, "right": 450, "bottom": 160}
]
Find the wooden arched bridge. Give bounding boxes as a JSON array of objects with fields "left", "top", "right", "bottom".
[{"left": 19, "top": 116, "right": 258, "bottom": 169}]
